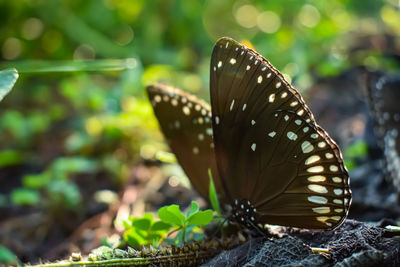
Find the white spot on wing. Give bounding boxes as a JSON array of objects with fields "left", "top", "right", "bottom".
[
  {"left": 308, "top": 196, "right": 328, "bottom": 204},
  {"left": 333, "top": 199, "right": 343, "bottom": 204},
  {"left": 330, "top": 165, "right": 339, "bottom": 172},
  {"left": 334, "top": 189, "right": 343, "bottom": 195},
  {"left": 308, "top": 184, "right": 328, "bottom": 194},
  {"left": 312, "top": 207, "right": 330, "bottom": 214},
  {"left": 268, "top": 93, "right": 275, "bottom": 103},
  {"left": 268, "top": 131, "right": 276, "bottom": 137},
  {"left": 183, "top": 106, "right": 190, "bottom": 115},
  {"left": 332, "top": 177, "right": 342, "bottom": 183},
  {"left": 305, "top": 155, "right": 321, "bottom": 165},
  {"left": 287, "top": 131, "right": 298, "bottom": 140},
  {"left": 307, "top": 175, "right": 326, "bottom": 182},
  {"left": 307, "top": 166, "right": 324, "bottom": 173},
  {"left": 301, "top": 141, "right": 314, "bottom": 153},
  {"left": 218, "top": 61, "right": 222, "bottom": 68},
  {"left": 318, "top": 142, "right": 326, "bottom": 148},
  {"left": 257, "top": 75, "right": 263, "bottom": 83},
  {"left": 251, "top": 143, "right": 256, "bottom": 151},
  {"left": 230, "top": 99, "right": 235, "bottom": 111},
  {"left": 230, "top": 58, "right": 236, "bottom": 64}
]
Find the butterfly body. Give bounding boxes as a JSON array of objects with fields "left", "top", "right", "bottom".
[{"left": 147, "top": 37, "right": 351, "bottom": 231}]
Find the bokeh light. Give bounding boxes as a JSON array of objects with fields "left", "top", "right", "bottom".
[
  {"left": 298, "top": 4, "right": 321, "bottom": 28},
  {"left": 73, "top": 44, "right": 96, "bottom": 60},
  {"left": 21, "top": 18, "right": 44, "bottom": 40},
  {"left": 2, "top": 38, "right": 22, "bottom": 60},
  {"left": 235, "top": 4, "right": 259, "bottom": 28},
  {"left": 257, "top": 11, "right": 281, "bottom": 34}
]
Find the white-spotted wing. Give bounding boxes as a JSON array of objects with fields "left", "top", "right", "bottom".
[
  {"left": 146, "top": 84, "right": 222, "bottom": 199},
  {"left": 210, "top": 37, "right": 351, "bottom": 230}
]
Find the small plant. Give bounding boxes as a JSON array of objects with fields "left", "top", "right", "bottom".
[
  {"left": 209, "top": 168, "right": 221, "bottom": 217},
  {"left": 122, "top": 213, "right": 171, "bottom": 247},
  {"left": 9, "top": 156, "right": 98, "bottom": 209},
  {"left": 122, "top": 202, "right": 213, "bottom": 248},
  {"left": 158, "top": 201, "right": 213, "bottom": 246},
  {"left": 344, "top": 140, "right": 368, "bottom": 171}
]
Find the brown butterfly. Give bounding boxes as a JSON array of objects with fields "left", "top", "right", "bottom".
[{"left": 147, "top": 37, "right": 351, "bottom": 230}]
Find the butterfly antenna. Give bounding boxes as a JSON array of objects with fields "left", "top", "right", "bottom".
[{"left": 246, "top": 218, "right": 270, "bottom": 239}]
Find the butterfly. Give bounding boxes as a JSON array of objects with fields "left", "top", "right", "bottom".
[
  {"left": 147, "top": 37, "right": 351, "bottom": 230},
  {"left": 366, "top": 72, "right": 400, "bottom": 192}
]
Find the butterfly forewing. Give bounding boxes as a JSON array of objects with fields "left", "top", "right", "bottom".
[
  {"left": 146, "top": 84, "right": 222, "bottom": 199},
  {"left": 367, "top": 74, "right": 400, "bottom": 191},
  {"left": 210, "top": 37, "right": 351, "bottom": 230}
]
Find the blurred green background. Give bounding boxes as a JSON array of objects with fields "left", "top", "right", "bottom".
[{"left": 0, "top": 0, "right": 399, "bottom": 263}]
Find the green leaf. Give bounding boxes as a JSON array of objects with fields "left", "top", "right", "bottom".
[
  {"left": 0, "top": 68, "right": 18, "bottom": 102},
  {"left": 0, "top": 245, "right": 16, "bottom": 264},
  {"left": 47, "top": 180, "right": 82, "bottom": 207},
  {"left": 150, "top": 221, "right": 172, "bottom": 232},
  {"left": 147, "top": 232, "right": 163, "bottom": 242},
  {"left": 345, "top": 141, "right": 368, "bottom": 158},
  {"left": 122, "top": 219, "right": 132, "bottom": 229},
  {"left": 193, "top": 232, "right": 206, "bottom": 241},
  {"left": 186, "top": 201, "right": 199, "bottom": 218},
  {"left": 187, "top": 210, "right": 213, "bottom": 226},
  {"left": 10, "top": 188, "right": 40, "bottom": 205},
  {"left": 158, "top": 205, "right": 185, "bottom": 226},
  {"left": 0, "top": 149, "right": 22, "bottom": 168},
  {"left": 51, "top": 157, "right": 98, "bottom": 175},
  {"left": 123, "top": 229, "right": 145, "bottom": 247},
  {"left": 22, "top": 172, "right": 50, "bottom": 188},
  {"left": 155, "top": 150, "right": 177, "bottom": 163},
  {"left": 209, "top": 169, "right": 221, "bottom": 216},
  {"left": 132, "top": 218, "right": 151, "bottom": 231}
]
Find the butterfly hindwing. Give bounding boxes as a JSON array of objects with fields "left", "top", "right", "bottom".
[
  {"left": 146, "top": 84, "right": 222, "bottom": 199},
  {"left": 210, "top": 37, "right": 351, "bottom": 230}
]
